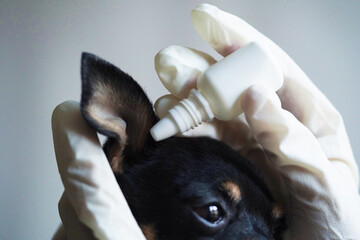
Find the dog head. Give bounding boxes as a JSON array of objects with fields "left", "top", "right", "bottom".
[{"left": 80, "top": 53, "right": 286, "bottom": 239}]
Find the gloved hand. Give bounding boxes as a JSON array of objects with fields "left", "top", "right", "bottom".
[
  {"left": 154, "top": 4, "right": 360, "bottom": 239},
  {"left": 51, "top": 101, "right": 145, "bottom": 240}
]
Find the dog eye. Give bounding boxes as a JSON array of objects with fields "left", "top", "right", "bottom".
[{"left": 194, "top": 204, "right": 223, "bottom": 224}]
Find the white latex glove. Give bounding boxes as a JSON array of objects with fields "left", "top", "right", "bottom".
[
  {"left": 51, "top": 101, "right": 145, "bottom": 240},
  {"left": 154, "top": 4, "right": 360, "bottom": 239}
]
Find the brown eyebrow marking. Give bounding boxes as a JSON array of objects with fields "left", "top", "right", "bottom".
[
  {"left": 220, "top": 181, "right": 242, "bottom": 204},
  {"left": 140, "top": 224, "right": 157, "bottom": 240}
]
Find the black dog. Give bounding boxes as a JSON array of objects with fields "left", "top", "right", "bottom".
[{"left": 80, "top": 52, "right": 286, "bottom": 239}]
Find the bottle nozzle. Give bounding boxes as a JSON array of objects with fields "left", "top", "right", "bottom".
[
  {"left": 150, "top": 89, "right": 214, "bottom": 141},
  {"left": 150, "top": 115, "right": 179, "bottom": 141}
]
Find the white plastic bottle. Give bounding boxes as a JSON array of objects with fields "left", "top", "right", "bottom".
[{"left": 150, "top": 42, "right": 283, "bottom": 141}]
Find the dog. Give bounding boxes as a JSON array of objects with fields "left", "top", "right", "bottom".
[{"left": 80, "top": 52, "right": 286, "bottom": 239}]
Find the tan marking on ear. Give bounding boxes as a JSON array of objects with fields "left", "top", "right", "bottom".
[
  {"left": 221, "top": 181, "right": 242, "bottom": 203},
  {"left": 140, "top": 224, "right": 157, "bottom": 240},
  {"left": 107, "top": 142, "right": 124, "bottom": 174},
  {"left": 87, "top": 104, "right": 128, "bottom": 144},
  {"left": 88, "top": 80, "right": 129, "bottom": 143},
  {"left": 272, "top": 204, "right": 284, "bottom": 219}
]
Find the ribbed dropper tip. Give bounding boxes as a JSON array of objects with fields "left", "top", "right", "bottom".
[{"left": 150, "top": 115, "right": 179, "bottom": 141}]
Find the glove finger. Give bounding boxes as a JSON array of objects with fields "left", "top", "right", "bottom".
[
  {"left": 278, "top": 78, "right": 358, "bottom": 186},
  {"left": 52, "top": 101, "right": 145, "bottom": 240},
  {"left": 58, "top": 193, "right": 96, "bottom": 240},
  {"left": 191, "top": 3, "right": 279, "bottom": 57},
  {"left": 192, "top": 4, "right": 358, "bottom": 185},
  {"left": 242, "top": 85, "right": 360, "bottom": 238},
  {"left": 242, "top": 85, "right": 358, "bottom": 191},
  {"left": 155, "top": 45, "right": 216, "bottom": 99},
  {"left": 154, "top": 94, "right": 180, "bottom": 119}
]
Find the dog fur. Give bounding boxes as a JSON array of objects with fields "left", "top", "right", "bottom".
[{"left": 80, "top": 52, "right": 286, "bottom": 239}]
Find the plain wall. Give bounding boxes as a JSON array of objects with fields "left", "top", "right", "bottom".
[{"left": 1, "top": 1, "right": 359, "bottom": 239}]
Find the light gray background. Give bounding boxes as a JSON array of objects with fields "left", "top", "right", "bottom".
[{"left": 1, "top": 1, "right": 359, "bottom": 239}]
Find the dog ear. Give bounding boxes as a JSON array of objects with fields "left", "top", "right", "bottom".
[{"left": 80, "top": 53, "right": 158, "bottom": 171}]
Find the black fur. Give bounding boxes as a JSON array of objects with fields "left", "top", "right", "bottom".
[{"left": 80, "top": 52, "right": 286, "bottom": 239}]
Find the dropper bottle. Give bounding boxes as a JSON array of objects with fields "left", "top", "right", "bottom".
[{"left": 150, "top": 42, "right": 283, "bottom": 141}]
